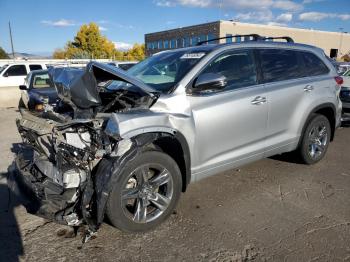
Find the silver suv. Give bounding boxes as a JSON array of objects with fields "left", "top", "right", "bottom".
[{"left": 12, "top": 35, "right": 342, "bottom": 238}]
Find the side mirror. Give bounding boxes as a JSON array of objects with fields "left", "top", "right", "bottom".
[
  {"left": 3, "top": 72, "right": 8, "bottom": 77},
  {"left": 19, "top": 85, "right": 27, "bottom": 90},
  {"left": 193, "top": 73, "right": 227, "bottom": 92}
]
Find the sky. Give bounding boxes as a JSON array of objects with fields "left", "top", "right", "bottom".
[{"left": 0, "top": 0, "right": 350, "bottom": 55}]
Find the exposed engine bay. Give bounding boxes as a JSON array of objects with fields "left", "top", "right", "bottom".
[{"left": 11, "top": 62, "right": 163, "bottom": 242}]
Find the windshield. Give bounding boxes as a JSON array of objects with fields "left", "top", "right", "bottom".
[{"left": 126, "top": 50, "right": 208, "bottom": 93}]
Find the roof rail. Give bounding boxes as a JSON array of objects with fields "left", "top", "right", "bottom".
[
  {"left": 197, "top": 34, "right": 262, "bottom": 45},
  {"left": 260, "top": 36, "right": 294, "bottom": 43}
]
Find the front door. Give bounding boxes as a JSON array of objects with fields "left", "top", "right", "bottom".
[{"left": 188, "top": 49, "right": 268, "bottom": 178}]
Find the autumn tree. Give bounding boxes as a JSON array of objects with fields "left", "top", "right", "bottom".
[
  {"left": 52, "top": 48, "right": 66, "bottom": 59},
  {"left": 52, "top": 22, "right": 145, "bottom": 61},
  {"left": 0, "top": 47, "right": 9, "bottom": 59},
  {"left": 54, "top": 22, "right": 115, "bottom": 59},
  {"left": 126, "top": 43, "right": 145, "bottom": 61}
]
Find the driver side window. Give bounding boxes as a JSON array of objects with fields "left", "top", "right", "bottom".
[{"left": 201, "top": 49, "right": 257, "bottom": 91}]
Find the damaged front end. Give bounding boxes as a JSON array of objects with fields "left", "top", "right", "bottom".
[{"left": 11, "top": 62, "right": 161, "bottom": 240}]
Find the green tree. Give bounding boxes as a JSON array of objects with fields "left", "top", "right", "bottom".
[{"left": 0, "top": 47, "right": 9, "bottom": 59}]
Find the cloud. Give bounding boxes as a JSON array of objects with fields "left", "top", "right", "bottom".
[
  {"left": 114, "top": 41, "right": 133, "bottom": 51},
  {"left": 41, "top": 19, "right": 76, "bottom": 27},
  {"left": 272, "top": 1, "right": 302, "bottom": 11},
  {"left": 154, "top": 0, "right": 302, "bottom": 11},
  {"left": 276, "top": 13, "right": 293, "bottom": 23},
  {"left": 235, "top": 10, "right": 294, "bottom": 25},
  {"left": 299, "top": 12, "right": 350, "bottom": 22},
  {"left": 235, "top": 10, "right": 273, "bottom": 22},
  {"left": 266, "top": 21, "right": 288, "bottom": 26},
  {"left": 99, "top": 26, "right": 108, "bottom": 31},
  {"left": 302, "top": 0, "right": 325, "bottom": 4},
  {"left": 154, "top": 0, "right": 176, "bottom": 7}
]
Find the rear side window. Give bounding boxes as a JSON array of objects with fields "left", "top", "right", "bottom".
[
  {"left": 300, "top": 52, "right": 329, "bottom": 77},
  {"left": 5, "top": 65, "right": 27, "bottom": 76},
  {"left": 29, "top": 64, "right": 42, "bottom": 71},
  {"left": 259, "top": 49, "right": 302, "bottom": 83},
  {"left": 201, "top": 50, "right": 257, "bottom": 91}
]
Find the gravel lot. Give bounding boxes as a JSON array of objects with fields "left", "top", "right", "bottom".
[{"left": 1, "top": 108, "right": 350, "bottom": 262}]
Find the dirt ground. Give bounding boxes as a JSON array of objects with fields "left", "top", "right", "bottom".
[{"left": 0, "top": 107, "right": 350, "bottom": 262}]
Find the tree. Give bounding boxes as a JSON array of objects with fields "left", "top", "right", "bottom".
[
  {"left": 52, "top": 22, "right": 144, "bottom": 61},
  {"left": 0, "top": 47, "right": 9, "bottom": 59},
  {"left": 125, "top": 43, "right": 145, "bottom": 61},
  {"left": 52, "top": 48, "right": 66, "bottom": 59},
  {"left": 56, "top": 22, "right": 116, "bottom": 59}
]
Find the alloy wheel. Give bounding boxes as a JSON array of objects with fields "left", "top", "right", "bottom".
[{"left": 121, "top": 164, "right": 174, "bottom": 224}]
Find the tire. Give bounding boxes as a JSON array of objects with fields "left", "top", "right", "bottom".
[
  {"left": 298, "top": 114, "right": 331, "bottom": 165},
  {"left": 106, "top": 150, "right": 182, "bottom": 232}
]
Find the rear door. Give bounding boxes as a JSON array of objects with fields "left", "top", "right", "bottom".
[
  {"left": 259, "top": 48, "right": 330, "bottom": 155},
  {"left": 188, "top": 49, "right": 268, "bottom": 177}
]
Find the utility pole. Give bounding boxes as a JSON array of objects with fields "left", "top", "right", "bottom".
[
  {"left": 339, "top": 27, "right": 344, "bottom": 59},
  {"left": 8, "top": 21, "right": 15, "bottom": 59}
]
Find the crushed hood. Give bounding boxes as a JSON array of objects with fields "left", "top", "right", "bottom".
[{"left": 48, "top": 61, "right": 158, "bottom": 110}]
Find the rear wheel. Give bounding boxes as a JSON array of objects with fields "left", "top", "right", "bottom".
[
  {"left": 106, "top": 150, "right": 182, "bottom": 232},
  {"left": 298, "top": 114, "right": 331, "bottom": 164}
]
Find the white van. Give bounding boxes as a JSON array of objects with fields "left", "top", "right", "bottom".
[{"left": 0, "top": 62, "right": 47, "bottom": 87}]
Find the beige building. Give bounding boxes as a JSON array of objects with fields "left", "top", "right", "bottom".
[{"left": 145, "top": 20, "right": 350, "bottom": 59}]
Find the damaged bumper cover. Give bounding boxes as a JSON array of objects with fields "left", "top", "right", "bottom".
[{"left": 12, "top": 109, "right": 182, "bottom": 236}]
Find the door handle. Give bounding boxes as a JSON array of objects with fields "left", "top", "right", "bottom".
[
  {"left": 303, "top": 85, "right": 314, "bottom": 92},
  {"left": 251, "top": 96, "right": 267, "bottom": 105}
]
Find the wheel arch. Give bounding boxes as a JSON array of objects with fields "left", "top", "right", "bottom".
[
  {"left": 300, "top": 103, "right": 336, "bottom": 144},
  {"left": 135, "top": 130, "right": 191, "bottom": 192}
]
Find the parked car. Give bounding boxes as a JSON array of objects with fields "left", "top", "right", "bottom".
[
  {"left": 18, "top": 69, "right": 59, "bottom": 111},
  {"left": 337, "top": 62, "right": 350, "bottom": 75},
  {"left": 107, "top": 61, "right": 138, "bottom": 70},
  {"left": 340, "top": 69, "right": 350, "bottom": 121},
  {"left": 11, "top": 35, "right": 342, "bottom": 239},
  {"left": 0, "top": 62, "right": 47, "bottom": 87}
]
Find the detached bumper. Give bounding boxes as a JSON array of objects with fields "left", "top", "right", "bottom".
[{"left": 9, "top": 146, "right": 78, "bottom": 224}]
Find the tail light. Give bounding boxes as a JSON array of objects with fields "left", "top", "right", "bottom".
[{"left": 334, "top": 76, "right": 343, "bottom": 85}]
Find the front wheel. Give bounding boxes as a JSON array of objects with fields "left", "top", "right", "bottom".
[
  {"left": 106, "top": 150, "right": 182, "bottom": 232},
  {"left": 298, "top": 114, "right": 331, "bottom": 164}
]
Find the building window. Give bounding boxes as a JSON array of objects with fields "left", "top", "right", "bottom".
[
  {"left": 200, "top": 35, "right": 207, "bottom": 43},
  {"left": 184, "top": 37, "right": 190, "bottom": 47},
  {"left": 236, "top": 36, "right": 241, "bottom": 43},
  {"left": 330, "top": 49, "right": 338, "bottom": 58},
  {"left": 226, "top": 34, "right": 232, "bottom": 43},
  {"left": 192, "top": 36, "right": 199, "bottom": 46},
  {"left": 158, "top": 40, "right": 163, "bottom": 49},
  {"left": 177, "top": 38, "right": 183, "bottom": 48},
  {"left": 146, "top": 42, "right": 152, "bottom": 50},
  {"left": 244, "top": 36, "right": 250, "bottom": 41},
  {"left": 153, "top": 42, "right": 158, "bottom": 49},
  {"left": 164, "top": 40, "right": 169, "bottom": 49},
  {"left": 208, "top": 33, "right": 216, "bottom": 44},
  {"left": 170, "top": 39, "right": 176, "bottom": 49}
]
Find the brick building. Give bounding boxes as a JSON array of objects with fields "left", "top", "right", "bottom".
[{"left": 145, "top": 20, "right": 350, "bottom": 59}]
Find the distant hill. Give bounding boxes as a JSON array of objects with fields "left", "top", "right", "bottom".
[{"left": 7, "top": 52, "right": 52, "bottom": 59}]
